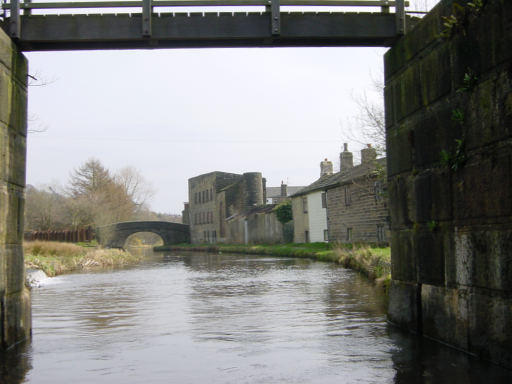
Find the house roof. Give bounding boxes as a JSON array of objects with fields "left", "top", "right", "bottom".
[
  {"left": 266, "top": 186, "right": 305, "bottom": 198},
  {"left": 226, "top": 204, "right": 277, "bottom": 221},
  {"left": 290, "top": 173, "right": 341, "bottom": 197},
  {"left": 291, "top": 158, "right": 387, "bottom": 197}
]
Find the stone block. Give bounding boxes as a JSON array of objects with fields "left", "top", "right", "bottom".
[
  {"left": 395, "top": 65, "right": 422, "bottom": 122},
  {"left": 391, "top": 229, "right": 416, "bottom": 282},
  {"left": 0, "top": 69, "right": 11, "bottom": 127},
  {"left": 465, "top": 74, "right": 512, "bottom": 151},
  {"left": 474, "top": 229, "right": 512, "bottom": 291},
  {"left": 451, "top": 227, "right": 512, "bottom": 291},
  {"left": 0, "top": 184, "right": 25, "bottom": 245},
  {"left": 505, "top": 91, "right": 512, "bottom": 129},
  {"left": 414, "top": 101, "right": 464, "bottom": 170},
  {"left": 421, "top": 284, "right": 469, "bottom": 351},
  {"left": 0, "top": 72, "right": 27, "bottom": 137},
  {"left": 1, "top": 244, "right": 25, "bottom": 294},
  {"left": 386, "top": 125, "right": 413, "bottom": 176},
  {"left": 453, "top": 149, "right": 512, "bottom": 221},
  {"left": 0, "top": 28, "right": 14, "bottom": 72},
  {"left": 468, "top": 288, "right": 512, "bottom": 368},
  {"left": 431, "top": 170, "right": 453, "bottom": 221},
  {"left": 416, "top": 229, "right": 447, "bottom": 285},
  {"left": 451, "top": 228, "right": 474, "bottom": 287},
  {"left": 420, "top": 44, "right": 452, "bottom": 105},
  {"left": 384, "top": 83, "right": 395, "bottom": 129},
  {"left": 413, "top": 173, "right": 432, "bottom": 223},
  {"left": 0, "top": 125, "right": 27, "bottom": 187},
  {"left": 388, "top": 174, "right": 413, "bottom": 228},
  {"left": 0, "top": 30, "right": 27, "bottom": 88},
  {"left": 387, "top": 279, "right": 420, "bottom": 333},
  {"left": 3, "top": 288, "right": 31, "bottom": 347}
]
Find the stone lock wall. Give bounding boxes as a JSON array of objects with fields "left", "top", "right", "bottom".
[
  {"left": 385, "top": 0, "right": 512, "bottom": 367},
  {"left": 0, "top": 28, "right": 31, "bottom": 348}
]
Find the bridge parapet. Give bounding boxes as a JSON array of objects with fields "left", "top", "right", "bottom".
[
  {"left": 1, "top": 0, "right": 410, "bottom": 50},
  {"left": 98, "top": 221, "right": 190, "bottom": 248}
]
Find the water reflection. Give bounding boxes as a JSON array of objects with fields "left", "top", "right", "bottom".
[
  {"left": 0, "top": 251, "right": 511, "bottom": 383},
  {"left": 0, "top": 342, "right": 31, "bottom": 384},
  {"left": 388, "top": 329, "right": 512, "bottom": 383}
]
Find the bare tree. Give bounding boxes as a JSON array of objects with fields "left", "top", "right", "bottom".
[
  {"left": 67, "top": 159, "right": 137, "bottom": 228},
  {"left": 114, "top": 166, "right": 154, "bottom": 211},
  {"left": 341, "top": 75, "right": 386, "bottom": 157},
  {"left": 24, "top": 185, "right": 69, "bottom": 231}
]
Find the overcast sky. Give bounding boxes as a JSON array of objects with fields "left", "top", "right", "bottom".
[{"left": 24, "top": 1, "right": 438, "bottom": 215}]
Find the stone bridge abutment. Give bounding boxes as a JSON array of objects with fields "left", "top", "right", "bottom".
[
  {"left": 0, "top": 28, "right": 30, "bottom": 347},
  {"left": 385, "top": 0, "right": 512, "bottom": 368}
]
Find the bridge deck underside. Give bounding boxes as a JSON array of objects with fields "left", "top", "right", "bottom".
[{"left": 2, "top": 12, "right": 398, "bottom": 50}]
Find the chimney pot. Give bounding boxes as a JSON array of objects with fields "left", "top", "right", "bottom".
[
  {"left": 340, "top": 143, "right": 353, "bottom": 172},
  {"left": 320, "top": 159, "right": 333, "bottom": 177}
]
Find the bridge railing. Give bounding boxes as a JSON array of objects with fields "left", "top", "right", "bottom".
[{"left": 3, "top": 0, "right": 406, "bottom": 39}]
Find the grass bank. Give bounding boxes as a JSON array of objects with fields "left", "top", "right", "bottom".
[
  {"left": 156, "top": 243, "right": 391, "bottom": 287},
  {"left": 24, "top": 241, "right": 142, "bottom": 277}
]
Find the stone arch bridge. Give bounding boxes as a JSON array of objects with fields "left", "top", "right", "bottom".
[{"left": 97, "top": 221, "right": 190, "bottom": 249}]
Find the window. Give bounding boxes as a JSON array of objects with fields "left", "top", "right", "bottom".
[
  {"left": 377, "top": 225, "right": 385, "bottom": 242},
  {"left": 346, "top": 227, "right": 353, "bottom": 242},
  {"left": 194, "top": 192, "right": 198, "bottom": 204},
  {"left": 344, "top": 186, "right": 352, "bottom": 206},
  {"left": 321, "top": 192, "right": 327, "bottom": 209},
  {"left": 374, "top": 181, "right": 383, "bottom": 202},
  {"left": 304, "top": 230, "right": 310, "bottom": 243},
  {"left": 198, "top": 191, "right": 202, "bottom": 204},
  {"left": 302, "top": 197, "right": 308, "bottom": 213},
  {"left": 212, "top": 230, "right": 217, "bottom": 243},
  {"left": 323, "top": 229, "right": 329, "bottom": 242},
  {"left": 202, "top": 190, "right": 206, "bottom": 203},
  {"left": 210, "top": 188, "right": 213, "bottom": 201}
]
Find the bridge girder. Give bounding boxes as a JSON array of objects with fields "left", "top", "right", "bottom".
[{"left": 1, "top": 12, "right": 405, "bottom": 51}]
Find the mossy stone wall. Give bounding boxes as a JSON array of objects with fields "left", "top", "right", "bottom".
[
  {"left": 385, "top": 0, "right": 512, "bottom": 368},
  {"left": 0, "top": 27, "right": 31, "bottom": 348}
]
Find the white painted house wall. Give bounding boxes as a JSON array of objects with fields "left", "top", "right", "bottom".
[{"left": 307, "top": 191, "right": 328, "bottom": 242}]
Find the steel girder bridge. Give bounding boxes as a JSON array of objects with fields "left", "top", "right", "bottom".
[{"left": 1, "top": 0, "right": 411, "bottom": 51}]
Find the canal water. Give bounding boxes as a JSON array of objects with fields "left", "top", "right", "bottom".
[{"left": 1, "top": 250, "right": 511, "bottom": 383}]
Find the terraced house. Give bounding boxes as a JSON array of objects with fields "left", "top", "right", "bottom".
[{"left": 292, "top": 144, "right": 389, "bottom": 244}]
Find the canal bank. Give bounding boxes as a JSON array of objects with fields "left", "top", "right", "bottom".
[
  {"left": 155, "top": 243, "right": 391, "bottom": 288},
  {"left": 24, "top": 241, "right": 142, "bottom": 277}
]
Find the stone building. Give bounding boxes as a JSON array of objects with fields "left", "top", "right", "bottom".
[
  {"left": 225, "top": 205, "right": 284, "bottom": 244},
  {"left": 265, "top": 182, "right": 304, "bottom": 204},
  {"left": 187, "top": 171, "right": 264, "bottom": 244},
  {"left": 291, "top": 159, "right": 337, "bottom": 243},
  {"left": 291, "top": 144, "right": 389, "bottom": 244},
  {"left": 326, "top": 144, "right": 389, "bottom": 244}
]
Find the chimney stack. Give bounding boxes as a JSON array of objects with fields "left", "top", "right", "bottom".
[
  {"left": 340, "top": 143, "right": 353, "bottom": 173},
  {"left": 320, "top": 158, "right": 333, "bottom": 177},
  {"left": 280, "top": 181, "right": 288, "bottom": 197},
  {"left": 361, "top": 143, "right": 377, "bottom": 164}
]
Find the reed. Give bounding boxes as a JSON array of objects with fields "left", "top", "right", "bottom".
[{"left": 24, "top": 241, "right": 142, "bottom": 277}]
